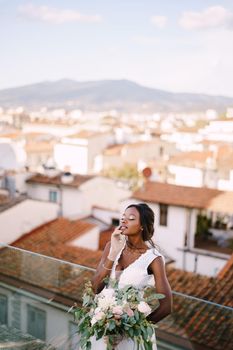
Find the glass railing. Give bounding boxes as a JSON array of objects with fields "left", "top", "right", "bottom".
[{"left": 0, "top": 243, "right": 232, "bottom": 350}]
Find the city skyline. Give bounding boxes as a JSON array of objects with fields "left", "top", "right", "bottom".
[{"left": 1, "top": 0, "right": 233, "bottom": 96}]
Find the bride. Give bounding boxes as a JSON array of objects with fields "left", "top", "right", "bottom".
[{"left": 91, "top": 203, "right": 172, "bottom": 349}]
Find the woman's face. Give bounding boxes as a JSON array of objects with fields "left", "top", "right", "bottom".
[{"left": 120, "top": 207, "right": 141, "bottom": 237}]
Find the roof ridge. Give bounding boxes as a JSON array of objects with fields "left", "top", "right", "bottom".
[{"left": 217, "top": 254, "right": 233, "bottom": 279}]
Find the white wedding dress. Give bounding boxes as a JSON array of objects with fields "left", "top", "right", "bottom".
[{"left": 90, "top": 243, "right": 164, "bottom": 349}]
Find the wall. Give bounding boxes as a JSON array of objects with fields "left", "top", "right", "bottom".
[
  {"left": 61, "top": 187, "right": 90, "bottom": 218},
  {"left": 80, "top": 177, "right": 132, "bottom": 211},
  {"left": 151, "top": 203, "right": 187, "bottom": 265},
  {"left": 168, "top": 165, "right": 204, "bottom": 187},
  {"left": 27, "top": 181, "right": 117, "bottom": 219},
  {"left": 69, "top": 227, "right": 100, "bottom": 250},
  {"left": 54, "top": 143, "right": 88, "bottom": 174},
  {"left": 183, "top": 250, "right": 228, "bottom": 276},
  {"left": 0, "top": 284, "right": 77, "bottom": 350},
  {"left": 0, "top": 199, "right": 59, "bottom": 244},
  {"left": 27, "top": 183, "right": 61, "bottom": 203},
  {"left": 87, "top": 134, "right": 112, "bottom": 173},
  {"left": 14, "top": 172, "right": 33, "bottom": 194},
  {"left": 92, "top": 206, "right": 120, "bottom": 225}
]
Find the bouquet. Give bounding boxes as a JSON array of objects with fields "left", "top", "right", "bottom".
[{"left": 73, "top": 279, "right": 164, "bottom": 350}]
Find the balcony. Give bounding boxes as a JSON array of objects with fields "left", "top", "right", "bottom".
[
  {"left": 195, "top": 213, "right": 233, "bottom": 255},
  {"left": 0, "top": 243, "right": 232, "bottom": 350}
]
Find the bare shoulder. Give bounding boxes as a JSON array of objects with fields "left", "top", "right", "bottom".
[{"left": 149, "top": 256, "right": 166, "bottom": 275}]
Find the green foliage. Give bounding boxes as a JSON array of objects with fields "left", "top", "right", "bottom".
[
  {"left": 195, "top": 214, "right": 211, "bottom": 240},
  {"left": 103, "top": 163, "right": 143, "bottom": 190},
  {"left": 227, "top": 238, "right": 233, "bottom": 250},
  {"left": 73, "top": 279, "right": 164, "bottom": 349}
]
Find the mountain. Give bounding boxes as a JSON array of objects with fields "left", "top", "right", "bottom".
[{"left": 0, "top": 79, "right": 233, "bottom": 112}]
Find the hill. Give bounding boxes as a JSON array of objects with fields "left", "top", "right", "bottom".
[{"left": 0, "top": 79, "right": 233, "bottom": 112}]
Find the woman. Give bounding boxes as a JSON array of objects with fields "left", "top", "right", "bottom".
[{"left": 92, "top": 203, "right": 172, "bottom": 349}]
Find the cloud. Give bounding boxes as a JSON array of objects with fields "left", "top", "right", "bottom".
[
  {"left": 133, "top": 35, "right": 160, "bottom": 45},
  {"left": 151, "top": 15, "right": 167, "bottom": 29},
  {"left": 179, "top": 6, "right": 233, "bottom": 30},
  {"left": 18, "top": 3, "right": 102, "bottom": 24}
]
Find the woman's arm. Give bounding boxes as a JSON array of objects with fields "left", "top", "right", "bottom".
[
  {"left": 146, "top": 256, "right": 172, "bottom": 323},
  {"left": 92, "top": 227, "right": 126, "bottom": 294},
  {"left": 92, "top": 242, "right": 113, "bottom": 294}
]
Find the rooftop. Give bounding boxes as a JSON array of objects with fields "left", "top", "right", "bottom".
[
  {"left": 103, "top": 140, "right": 158, "bottom": 156},
  {"left": 169, "top": 145, "right": 233, "bottom": 170},
  {"left": 12, "top": 217, "right": 102, "bottom": 269},
  {"left": 0, "top": 244, "right": 232, "bottom": 350},
  {"left": 67, "top": 130, "right": 109, "bottom": 139},
  {"left": 132, "top": 181, "right": 233, "bottom": 213},
  {"left": 26, "top": 173, "right": 94, "bottom": 188},
  {"left": 169, "top": 150, "right": 213, "bottom": 168}
]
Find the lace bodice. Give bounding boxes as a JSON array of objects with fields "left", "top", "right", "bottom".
[{"left": 110, "top": 242, "right": 164, "bottom": 289}]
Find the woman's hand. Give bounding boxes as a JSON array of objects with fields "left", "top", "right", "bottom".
[{"left": 107, "top": 226, "right": 126, "bottom": 261}]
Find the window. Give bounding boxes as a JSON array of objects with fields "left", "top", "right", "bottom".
[
  {"left": 111, "top": 218, "right": 120, "bottom": 226},
  {"left": 159, "top": 204, "right": 168, "bottom": 226},
  {"left": 49, "top": 190, "right": 58, "bottom": 203},
  {"left": 0, "top": 294, "right": 7, "bottom": 325},
  {"left": 27, "top": 305, "right": 46, "bottom": 340}
]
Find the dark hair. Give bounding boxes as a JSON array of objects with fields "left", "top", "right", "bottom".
[{"left": 126, "top": 203, "right": 155, "bottom": 246}]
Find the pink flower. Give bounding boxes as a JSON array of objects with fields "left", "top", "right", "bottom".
[
  {"left": 95, "top": 311, "right": 105, "bottom": 321},
  {"left": 126, "top": 307, "right": 134, "bottom": 317},
  {"left": 112, "top": 305, "right": 123, "bottom": 315},
  {"left": 112, "top": 305, "right": 123, "bottom": 319},
  {"left": 91, "top": 310, "right": 105, "bottom": 324},
  {"left": 137, "top": 301, "right": 151, "bottom": 315}
]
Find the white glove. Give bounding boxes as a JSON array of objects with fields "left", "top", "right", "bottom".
[{"left": 107, "top": 226, "right": 126, "bottom": 261}]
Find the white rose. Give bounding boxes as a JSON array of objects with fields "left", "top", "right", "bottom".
[
  {"left": 98, "top": 296, "right": 116, "bottom": 310},
  {"left": 95, "top": 311, "right": 105, "bottom": 320},
  {"left": 100, "top": 288, "right": 115, "bottom": 298},
  {"left": 137, "top": 301, "right": 151, "bottom": 316},
  {"left": 91, "top": 316, "right": 97, "bottom": 326}
]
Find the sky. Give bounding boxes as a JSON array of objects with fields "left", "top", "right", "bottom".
[{"left": 1, "top": 0, "right": 233, "bottom": 96}]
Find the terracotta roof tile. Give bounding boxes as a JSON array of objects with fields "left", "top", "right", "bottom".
[
  {"left": 132, "top": 181, "right": 224, "bottom": 209},
  {"left": 103, "top": 144, "right": 124, "bottom": 156},
  {"left": 12, "top": 217, "right": 101, "bottom": 269},
  {"left": 207, "top": 192, "right": 233, "bottom": 213},
  {"left": 0, "top": 193, "right": 10, "bottom": 205},
  {"left": 163, "top": 262, "right": 233, "bottom": 350},
  {"left": 217, "top": 254, "right": 233, "bottom": 284},
  {"left": 0, "top": 132, "right": 22, "bottom": 139},
  {"left": 68, "top": 130, "right": 109, "bottom": 139},
  {"left": 0, "top": 246, "right": 232, "bottom": 349},
  {"left": 0, "top": 240, "right": 232, "bottom": 349},
  {"left": 0, "top": 246, "right": 95, "bottom": 304},
  {"left": 169, "top": 151, "right": 213, "bottom": 167},
  {"left": 25, "top": 142, "right": 54, "bottom": 153},
  {"left": 26, "top": 173, "right": 94, "bottom": 187},
  {"left": 99, "top": 227, "right": 114, "bottom": 250}
]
